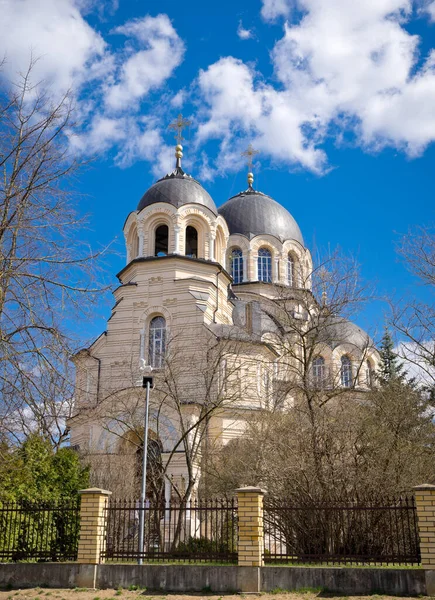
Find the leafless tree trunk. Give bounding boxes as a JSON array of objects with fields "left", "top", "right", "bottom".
[
  {"left": 392, "top": 225, "right": 435, "bottom": 389},
  {"left": 0, "top": 61, "right": 109, "bottom": 449}
]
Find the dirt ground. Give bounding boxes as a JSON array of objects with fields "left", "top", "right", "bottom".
[{"left": 0, "top": 589, "right": 432, "bottom": 600}]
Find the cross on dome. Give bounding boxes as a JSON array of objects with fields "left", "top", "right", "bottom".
[
  {"left": 168, "top": 113, "right": 192, "bottom": 169},
  {"left": 241, "top": 143, "right": 260, "bottom": 189}
]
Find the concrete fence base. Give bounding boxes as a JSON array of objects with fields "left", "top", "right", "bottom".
[{"left": 0, "top": 563, "right": 432, "bottom": 595}]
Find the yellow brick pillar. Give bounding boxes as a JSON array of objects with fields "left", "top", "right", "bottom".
[
  {"left": 414, "top": 484, "right": 435, "bottom": 596},
  {"left": 236, "top": 486, "right": 266, "bottom": 567},
  {"left": 77, "top": 487, "right": 112, "bottom": 564}
]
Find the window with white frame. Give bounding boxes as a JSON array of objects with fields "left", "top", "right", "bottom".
[
  {"left": 258, "top": 247, "right": 272, "bottom": 282},
  {"left": 149, "top": 316, "right": 166, "bottom": 368},
  {"left": 312, "top": 356, "right": 325, "bottom": 387},
  {"left": 287, "top": 254, "right": 295, "bottom": 287},
  {"left": 341, "top": 355, "right": 352, "bottom": 387},
  {"left": 231, "top": 248, "right": 243, "bottom": 284}
]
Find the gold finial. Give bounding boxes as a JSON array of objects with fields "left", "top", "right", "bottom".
[
  {"left": 169, "top": 113, "right": 191, "bottom": 169},
  {"left": 241, "top": 143, "right": 259, "bottom": 188}
]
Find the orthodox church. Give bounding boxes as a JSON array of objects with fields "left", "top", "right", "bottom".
[{"left": 70, "top": 117, "right": 378, "bottom": 499}]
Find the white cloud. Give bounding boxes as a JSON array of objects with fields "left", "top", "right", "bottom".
[
  {"left": 171, "top": 89, "right": 186, "bottom": 108},
  {"left": 261, "top": 0, "right": 293, "bottom": 21},
  {"left": 237, "top": 21, "right": 254, "bottom": 40},
  {"left": 395, "top": 341, "right": 435, "bottom": 387},
  {"left": 0, "top": 1, "right": 185, "bottom": 170},
  {"left": 197, "top": 0, "right": 435, "bottom": 174},
  {"left": 423, "top": 0, "right": 435, "bottom": 21},
  {"left": 105, "top": 15, "right": 184, "bottom": 111},
  {"left": 0, "top": 0, "right": 107, "bottom": 92}
]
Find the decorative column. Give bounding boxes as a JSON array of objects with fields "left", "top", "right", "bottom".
[
  {"left": 77, "top": 488, "right": 112, "bottom": 564},
  {"left": 242, "top": 255, "right": 248, "bottom": 282},
  {"left": 251, "top": 251, "right": 257, "bottom": 281},
  {"left": 138, "top": 229, "right": 144, "bottom": 257},
  {"left": 174, "top": 225, "right": 181, "bottom": 255},
  {"left": 209, "top": 231, "right": 216, "bottom": 261},
  {"left": 274, "top": 256, "right": 280, "bottom": 284},
  {"left": 414, "top": 484, "right": 435, "bottom": 594}
]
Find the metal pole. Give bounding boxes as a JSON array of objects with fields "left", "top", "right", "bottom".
[{"left": 138, "top": 380, "right": 150, "bottom": 565}]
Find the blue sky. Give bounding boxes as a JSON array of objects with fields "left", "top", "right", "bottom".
[{"left": 1, "top": 0, "right": 435, "bottom": 344}]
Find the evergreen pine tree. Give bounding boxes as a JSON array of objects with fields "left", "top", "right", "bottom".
[{"left": 378, "top": 327, "right": 406, "bottom": 385}]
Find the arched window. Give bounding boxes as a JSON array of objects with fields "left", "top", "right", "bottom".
[
  {"left": 185, "top": 226, "right": 198, "bottom": 257},
  {"left": 312, "top": 356, "right": 325, "bottom": 387},
  {"left": 149, "top": 316, "right": 166, "bottom": 368},
  {"left": 341, "top": 355, "right": 352, "bottom": 387},
  {"left": 366, "top": 359, "right": 373, "bottom": 387},
  {"left": 287, "top": 254, "right": 295, "bottom": 287},
  {"left": 258, "top": 247, "right": 272, "bottom": 282},
  {"left": 231, "top": 248, "right": 243, "bottom": 284},
  {"left": 155, "top": 225, "right": 169, "bottom": 256}
]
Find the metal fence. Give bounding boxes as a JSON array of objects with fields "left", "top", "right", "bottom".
[
  {"left": 0, "top": 499, "right": 81, "bottom": 562},
  {"left": 102, "top": 498, "right": 238, "bottom": 563},
  {"left": 263, "top": 496, "right": 420, "bottom": 565}
]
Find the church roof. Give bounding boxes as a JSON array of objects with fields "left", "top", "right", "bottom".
[
  {"left": 137, "top": 167, "right": 218, "bottom": 216},
  {"left": 316, "top": 316, "right": 374, "bottom": 351},
  {"left": 218, "top": 188, "right": 304, "bottom": 244}
]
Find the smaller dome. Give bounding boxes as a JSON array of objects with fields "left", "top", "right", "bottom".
[
  {"left": 317, "top": 317, "right": 373, "bottom": 351},
  {"left": 218, "top": 189, "right": 303, "bottom": 244},
  {"left": 138, "top": 168, "right": 217, "bottom": 216}
]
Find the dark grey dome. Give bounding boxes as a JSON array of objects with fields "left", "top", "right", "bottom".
[
  {"left": 137, "top": 168, "right": 217, "bottom": 216},
  {"left": 317, "top": 317, "right": 373, "bottom": 351},
  {"left": 218, "top": 189, "right": 303, "bottom": 244}
]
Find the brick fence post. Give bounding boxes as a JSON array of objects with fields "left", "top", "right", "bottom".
[
  {"left": 77, "top": 487, "right": 112, "bottom": 565},
  {"left": 414, "top": 484, "right": 435, "bottom": 596},
  {"left": 236, "top": 486, "right": 266, "bottom": 593}
]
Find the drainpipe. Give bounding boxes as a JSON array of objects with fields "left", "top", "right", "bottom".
[{"left": 213, "top": 266, "right": 223, "bottom": 323}]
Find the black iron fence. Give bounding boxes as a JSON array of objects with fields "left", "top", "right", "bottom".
[
  {"left": 263, "top": 496, "right": 420, "bottom": 565},
  {"left": 102, "top": 498, "right": 238, "bottom": 563},
  {"left": 0, "top": 499, "right": 81, "bottom": 562}
]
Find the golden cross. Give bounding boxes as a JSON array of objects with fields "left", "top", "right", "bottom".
[
  {"left": 241, "top": 143, "right": 260, "bottom": 170},
  {"left": 168, "top": 113, "right": 191, "bottom": 143}
]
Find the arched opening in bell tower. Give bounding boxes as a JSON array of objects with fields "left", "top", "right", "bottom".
[
  {"left": 185, "top": 226, "right": 198, "bottom": 257},
  {"left": 155, "top": 224, "right": 169, "bottom": 256}
]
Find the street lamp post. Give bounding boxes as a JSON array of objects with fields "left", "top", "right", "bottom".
[{"left": 138, "top": 364, "right": 153, "bottom": 566}]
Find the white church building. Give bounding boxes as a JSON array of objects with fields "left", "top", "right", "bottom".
[{"left": 70, "top": 123, "right": 378, "bottom": 500}]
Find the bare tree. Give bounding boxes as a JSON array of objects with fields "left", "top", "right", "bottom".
[
  {"left": 228, "top": 250, "right": 378, "bottom": 500},
  {"left": 392, "top": 225, "right": 435, "bottom": 389},
  {"left": 0, "top": 62, "right": 109, "bottom": 449},
  {"left": 77, "top": 325, "right": 253, "bottom": 507}
]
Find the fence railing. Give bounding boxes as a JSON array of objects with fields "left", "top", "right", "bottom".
[
  {"left": 0, "top": 499, "right": 81, "bottom": 562},
  {"left": 102, "top": 498, "right": 238, "bottom": 563},
  {"left": 263, "top": 496, "right": 420, "bottom": 565}
]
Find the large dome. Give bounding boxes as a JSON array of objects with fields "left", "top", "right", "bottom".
[
  {"left": 137, "top": 168, "right": 217, "bottom": 216},
  {"left": 218, "top": 189, "right": 303, "bottom": 244}
]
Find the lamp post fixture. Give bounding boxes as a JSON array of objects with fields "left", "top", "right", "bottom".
[{"left": 138, "top": 363, "right": 154, "bottom": 566}]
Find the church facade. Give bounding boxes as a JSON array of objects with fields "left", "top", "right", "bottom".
[{"left": 70, "top": 137, "right": 379, "bottom": 500}]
